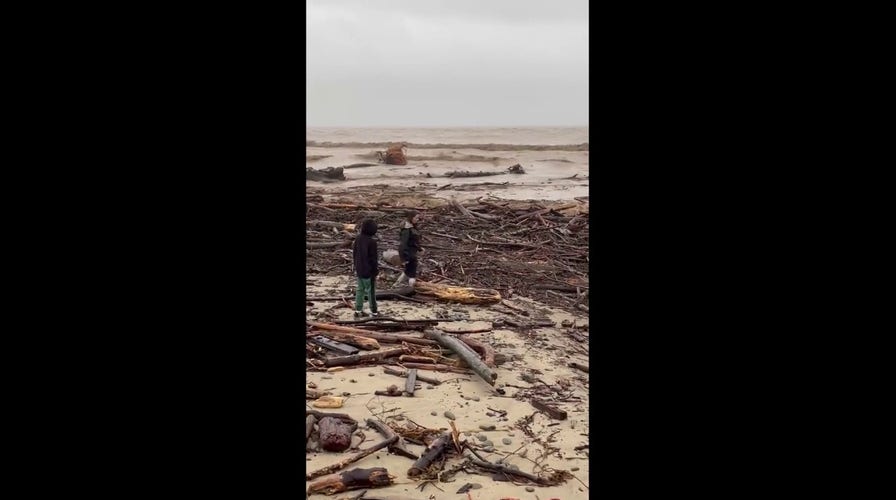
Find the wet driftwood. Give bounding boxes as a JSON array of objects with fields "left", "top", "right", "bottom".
[
  {"left": 530, "top": 398, "right": 568, "bottom": 420},
  {"left": 458, "top": 337, "right": 495, "bottom": 368},
  {"left": 423, "top": 329, "right": 497, "bottom": 385},
  {"left": 398, "top": 354, "right": 436, "bottom": 364},
  {"left": 307, "top": 166, "right": 346, "bottom": 182},
  {"left": 307, "top": 437, "right": 398, "bottom": 480},
  {"left": 376, "top": 144, "right": 408, "bottom": 165},
  {"left": 305, "top": 286, "right": 417, "bottom": 302},
  {"left": 414, "top": 281, "right": 502, "bottom": 305},
  {"left": 569, "top": 361, "right": 589, "bottom": 373},
  {"left": 374, "top": 385, "right": 403, "bottom": 397},
  {"left": 365, "top": 418, "right": 418, "bottom": 460},
  {"left": 307, "top": 467, "right": 393, "bottom": 495},
  {"left": 319, "top": 416, "right": 355, "bottom": 452},
  {"left": 306, "top": 328, "right": 381, "bottom": 350},
  {"left": 404, "top": 369, "right": 417, "bottom": 396},
  {"left": 399, "top": 362, "right": 473, "bottom": 374},
  {"left": 407, "top": 432, "right": 452, "bottom": 477}
]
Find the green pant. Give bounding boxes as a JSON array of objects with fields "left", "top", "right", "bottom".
[{"left": 355, "top": 277, "right": 377, "bottom": 313}]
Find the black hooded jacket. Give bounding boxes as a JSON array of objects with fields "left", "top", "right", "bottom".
[
  {"left": 353, "top": 219, "right": 379, "bottom": 279},
  {"left": 399, "top": 223, "right": 421, "bottom": 261}
]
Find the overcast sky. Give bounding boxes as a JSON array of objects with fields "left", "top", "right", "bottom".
[{"left": 307, "top": 0, "right": 589, "bottom": 127}]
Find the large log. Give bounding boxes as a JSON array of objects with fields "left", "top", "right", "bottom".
[
  {"left": 307, "top": 437, "right": 398, "bottom": 480},
  {"left": 399, "top": 362, "right": 473, "bottom": 374},
  {"left": 319, "top": 416, "right": 354, "bottom": 452},
  {"left": 398, "top": 354, "right": 436, "bottom": 364},
  {"left": 414, "top": 281, "right": 501, "bottom": 305},
  {"left": 305, "top": 286, "right": 417, "bottom": 302},
  {"left": 309, "top": 330, "right": 381, "bottom": 350},
  {"left": 306, "top": 166, "right": 346, "bottom": 182},
  {"left": 423, "top": 329, "right": 497, "bottom": 386},
  {"left": 324, "top": 347, "right": 406, "bottom": 367},
  {"left": 365, "top": 418, "right": 418, "bottom": 460},
  {"left": 306, "top": 414, "right": 318, "bottom": 445},
  {"left": 307, "top": 467, "right": 393, "bottom": 496},
  {"left": 306, "top": 410, "right": 357, "bottom": 424},
  {"left": 407, "top": 432, "right": 452, "bottom": 477}
]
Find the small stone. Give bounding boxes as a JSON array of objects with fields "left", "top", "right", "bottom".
[
  {"left": 470, "top": 396, "right": 480, "bottom": 401},
  {"left": 483, "top": 440, "right": 494, "bottom": 448},
  {"left": 502, "top": 438, "right": 512, "bottom": 445},
  {"left": 479, "top": 424, "right": 496, "bottom": 431},
  {"left": 368, "top": 373, "right": 375, "bottom": 377},
  {"left": 394, "top": 415, "right": 405, "bottom": 421},
  {"left": 431, "top": 411, "right": 437, "bottom": 416},
  {"left": 349, "top": 379, "right": 357, "bottom": 383},
  {"left": 509, "top": 464, "right": 520, "bottom": 471},
  {"left": 525, "top": 486, "right": 535, "bottom": 492},
  {"left": 308, "top": 382, "right": 317, "bottom": 388},
  {"left": 321, "top": 376, "right": 332, "bottom": 380},
  {"left": 507, "top": 433, "right": 515, "bottom": 437},
  {"left": 444, "top": 411, "right": 456, "bottom": 420},
  {"left": 470, "top": 483, "right": 482, "bottom": 490},
  {"left": 426, "top": 385, "right": 434, "bottom": 389},
  {"left": 486, "top": 412, "right": 495, "bottom": 417},
  {"left": 341, "top": 392, "right": 350, "bottom": 396},
  {"left": 483, "top": 446, "right": 494, "bottom": 452},
  {"left": 477, "top": 435, "right": 487, "bottom": 442},
  {"left": 571, "top": 467, "right": 580, "bottom": 471}
]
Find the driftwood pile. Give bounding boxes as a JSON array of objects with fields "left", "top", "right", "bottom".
[
  {"left": 306, "top": 196, "right": 589, "bottom": 311},
  {"left": 307, "top": 166, "right": 346, "bottom": 182}
]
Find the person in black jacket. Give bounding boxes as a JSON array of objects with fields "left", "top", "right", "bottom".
[
  {"left": 394, "top": 210, "right": 423, "bottom": 288},
  {"left": 353, "top": 218, "right": 380, "bottom": 317}
]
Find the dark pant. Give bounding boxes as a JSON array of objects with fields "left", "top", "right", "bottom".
[
  {"left": 404, "top": 257, "right": 418, "bottom": 278},
  {"left": 355, "top": 277, "right": 377, "bottom": 312}
]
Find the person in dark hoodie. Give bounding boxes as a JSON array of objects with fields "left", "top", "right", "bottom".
[
  {"left": 353, "top": 218, "right": 380, "bottom": 317},
  {"left": 394, "top": 210, "right": 423, "bottom": 288}
]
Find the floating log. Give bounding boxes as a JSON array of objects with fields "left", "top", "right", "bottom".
[
  {"left": 307, "top": 166, "right": 346, "bottom": 182},
  {"left": 407, "top": 432, "right": 452, "bottom": 477},
  {"left": 383, "top": 366, "right": 443, "bottom": 385},
  {"left": 414, "top": 281, "right": 501, "bottom": 306},
  {"left": 319, "top": 416, "right": 354, "bottom": 452},
  {"left": 404, "top": 369, "right": 417, "bottom": 396},
  {"left": 530, "top": 398, "right": 567, "bottom": 420},
  {"left": 306, "top": 437, "right": 399, "bottom": 480},
  {"left": 458, "top": 337, "right": 495, "bottom": 368},
  {"left": 307, "top": 467, "right": 394, "bottom": 495},
  {"left": 423, "top": 329, "right": 497, "bottom": 385},
  {"left": 365, "top": 418, "right": 418, "bottom": 460},
  {"left": 325, "top": 347, "right": 406, "bottom": 367}
]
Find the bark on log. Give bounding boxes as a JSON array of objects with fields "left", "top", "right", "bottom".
[
  {"left": 307, "top": 388, "right": 330, "bottom": 399},
  {"left": 423, "top": 329, "right": 497, "bottom": 385},
  {"left": 306, "top": 437, "right": 398, "bottom": 480},
  {"left": 374, "top": 385, "right": 403, "bottom": 397},
  {"left": 319, "top": 416, "right": 354, "bottom": 452},
  {"left": 307, "top": 467, "right": 394, "bottom": 496},
  {"left": 305, "top": 410, "right": 358, "bottom": 424},
  {"left": 306, "top": 220, "right": 356, "bottom": 231},
  {"left": 530, "top": 398, "right": 568, "bottom": 420},
  {"left": 450, "top": 198, "right": 498, "bottom": 220},
  {"left": 458, "top": 337, "right": 495, "bottom": 368},
  {"left": 365, "top": 418, "right": 418, "bottom": 460},
  {"left": 325, "top": 347, "right": 406, "bottom": 367},
  {"left": 383, "top": 366, "right": 442, "bottom": 385},
  {"left": 404, "top": 369, "right": 417, "bottom": 396},
  {"left": 407, "top": 432, "right": 452, "bottom": 477},
  {"left": 466, "top": 456, "right": 545, "bottom": 484},
  {"left": 306, "top": 415, "right": 318, "bottom": 445},
  {"left": 306, "top": 240, "right": 353, "bottom": 249}
]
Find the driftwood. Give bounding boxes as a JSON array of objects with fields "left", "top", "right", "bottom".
[
  {"left": 307, "top": 166, "right": 346, "bottom": 182},
  {"left": 306, "top": 220, "right": 356, "bottom": 231},
  {"left": 307, "top": 240, "right": 353, "bottom": 249},
  {"left": 458, "top": 337, "right": 495, "bottom": 368},
  {"left": 376, "top": 144, "right": 408, "bottom": 165},
  {"left": 400, "top": 362, "right": 473, "bottom": 374},
  {"left": 307, "top": 467, "right": 393, "bottom": 495},
  {"left": 319, "top": 416, "right": 355, "bottom": 452},
  {"left": 383, "top": 366, "right": 442, "bottom": 385},
  {"left": 404, "top": 369, "right": 417, "bottom": 396},
  {"left": 333, "top": 317, "right": 450, "bottom": 326},
  {"left": 445, "top": 170, "right": 505, "bottom": 178},
  {"left": 365, "top": 418, "right": 418, "bottom": 460},
  {"left": 424, "top": 329, "right": 497, "bottom": 385},
  {"left": 306, "top": 437, "right": 399, "bottom": 480},
  {"left": 569, "top": 362, "right": 589, "bottom": 373},
  {"left": 306, "top": 415, "right": 318, "bottom": 445},
  {"left": 467, "top": 456, "right": 545, "bottom": 484},
  {"left": 530, "top": 398, "right": 568, "bottom": 420},
  {"left": 306, "top": 410, "right": 358, "bottom": 424},
  {"left": 305, "top": 286, "right": 417, "bottom": 302},
  {"left": 414, "top": 281, "right": 502, "bottom": 305},
  {"left": 308, "top": 329, "right": 381, "bottom": 350},
  {"left": 325, "top": 347, "right": 406, "bottom": 367},
  {"left": 309, "top": 323, "right": 438, "bottom": 346},
  {"left": 374, "top": 385, "right": 403, "bottom": 397},
  {"left": 398, "top": 354, "right": 435, "bottom": 364},
  {"left": 450, "top": 198, "right": 499, "bottom": 221},
  {"left": 307, "top": 388, "right": 330, "bottom": 399},
  {"left": 407, "top": 432, "right": 452, "bottom": 477}
]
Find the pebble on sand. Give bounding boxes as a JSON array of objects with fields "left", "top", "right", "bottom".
[
  {"left": 479, "top": 424, "right": 496, "bottom": 431},
  {"left": 502, "top": 438, "right": 512, "bottom": 445},
  {"left": 525, "top": 486, "right": 535, "bottom": 492},
  {"left": 444, "top": 411, "right": 456, "bottom": 420}
]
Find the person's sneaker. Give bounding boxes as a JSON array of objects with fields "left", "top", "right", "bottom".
[
  {"left": 354, "top": 311, "right": 364, "bottom": 318},
  {"left": 369, "top": 311, "right": 381, "bottom": 317}
]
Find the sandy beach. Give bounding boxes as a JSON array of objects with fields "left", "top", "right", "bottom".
[{"left": 306, "top": 127, "right": 590, "bottom": 499}]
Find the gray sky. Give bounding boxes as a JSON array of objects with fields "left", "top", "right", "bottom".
[{"left": 307, "top": 0, "right": 589, "bottom": 127}]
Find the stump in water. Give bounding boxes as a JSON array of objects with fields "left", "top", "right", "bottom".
[
  {"left": 307, "top": 467, "right": 393, "bottom": 496},
  {"left": 319, "top": 416, "right": 354, "bottom": 451},
  {"left": 507, "top": 163, "right": 526, "bottom": 174},
  {"left": 307, "top": 166, "right": 346, "bottom": 182},
  {"left": 414, "top": 281, "right": 501, "bottom": 305},
  {"left": 376, "top": 144, "right": 408, "bottom": 165}
]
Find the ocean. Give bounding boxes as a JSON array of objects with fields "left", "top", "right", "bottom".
[{"left": 306, "top": 126, "right": 589, "bottom": 148}]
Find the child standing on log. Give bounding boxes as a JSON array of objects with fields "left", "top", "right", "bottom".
[
  {"left": 353, "top": 218, "right": 380, "bottom": 317},
  {"left": 394, "top": 210, "right": 423, "bottom": 288}
]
